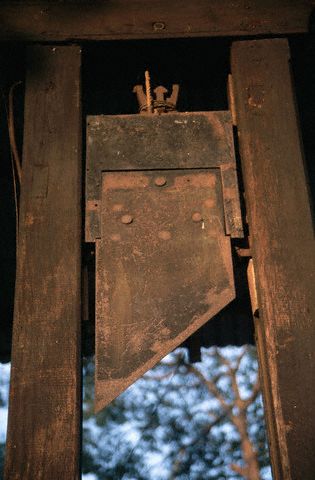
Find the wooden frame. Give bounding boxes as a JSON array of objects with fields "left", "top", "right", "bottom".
[
  {"left": 0, "top": 0, "right": 313, "bottom": 41},
  {"left": 4, "top": 45, "right": 82, "bottom": 480},
  {"left": 2, "top": 4, "right": 314, "bottom": 478},
  {"left": 231, "top": 38, "right": 315, "bottom": 480}
]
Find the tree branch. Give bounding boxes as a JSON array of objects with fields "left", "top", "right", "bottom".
[
  {"left": 230, "top": 462, "right": 248, "bottom": 477},
  {"left": 243, "top": 377, "right": 261, "bottom": 409},
  {"left": 184, "top": 361, "right": 232, "bottom": 415}
]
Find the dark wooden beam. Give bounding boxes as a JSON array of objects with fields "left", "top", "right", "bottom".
[
  {"left": 4, "top": 45, "right": 82, "bottom": 479},
  {"left": 0, "top": 0, "right": 313, "bottom": 41},
  {"left": 231, "top": 38, "right": 315, "bottom": 480}
]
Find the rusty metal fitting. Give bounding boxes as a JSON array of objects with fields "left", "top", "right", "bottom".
[
  {"left": 121, "top": 214, "right": 133, "bottom": 224},
  {"left": 192, "top": 212, "right": 203, "bottom": 223},
  {"left": 154, "top": 176, "right": 167, "bottom": 187},
  {"left": 153, "top": 21, "right": 166, "bottom": 31},
  {"left": 235, "top": 246, "right": 251, "bottom": 257}
]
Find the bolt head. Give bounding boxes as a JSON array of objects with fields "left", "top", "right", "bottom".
[
  {"left": 153, "top": 22, "right": 166, "bottom": 31},
  {"left": 158, "top": 230, "right": 171, "bottom": 240},
  {"left": 154, "top": 176, "right": 167, "bottom": 187},
  {"left": 121, "top": 214, "right": 133, "bottom": 224},
  {"left": 192, "top": 212, "right": 203, "bottom": 223}
]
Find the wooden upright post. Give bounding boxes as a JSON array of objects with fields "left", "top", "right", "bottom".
[
  {"left": 4, "top": 46, "right": 82, "bottom": 479},
  {"left": 231, "top": 39, "right": 315, "bottom": 480}
]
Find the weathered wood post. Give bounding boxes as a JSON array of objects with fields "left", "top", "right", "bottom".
[
  {"left": 231, "top": 38, "right": 315, "bottom": 480},
  {"left": 4, "top": 45, "right": 82, "bottom": 480}
]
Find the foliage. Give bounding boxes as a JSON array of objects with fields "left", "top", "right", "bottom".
[
  {"left": 82, "top": 346, "right": 271, "bottom": 480},
  {"left": 0, "top": 363, "right": 10, "bottom": 480}
]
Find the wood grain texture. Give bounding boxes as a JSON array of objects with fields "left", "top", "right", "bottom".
[
  {"left": 0, "top": 0, "right": 313, "bottom": 41},
  {"left": 4, "top": 46, "right": 82, "bottom": 480},
  {"left": 231, "top": 38, "right": 315, "bottom": 480}
]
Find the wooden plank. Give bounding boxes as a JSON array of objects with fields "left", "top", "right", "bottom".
[
  {"left": 0, "top": 0, "right": 313, "bottom": 41},
  {"left": 231, "top": 38, "right": 315, "bottom": 480},
  {"left": 4, "top": 45, "right": 82, "bottom": 480}
]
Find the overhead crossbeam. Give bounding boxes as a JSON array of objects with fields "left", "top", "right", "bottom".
[{"left": 0, "top": 0, "right": 313, "bottom": 42}]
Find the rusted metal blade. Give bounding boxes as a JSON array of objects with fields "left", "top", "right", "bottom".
[{"left": 95, "top": 169, "right": 235, "bottom": 412}]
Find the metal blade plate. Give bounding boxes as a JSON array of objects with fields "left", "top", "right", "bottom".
[
  {"left": 86, "top": 112, "right": 244, "bottom": 241},
  {"left": 95, "top": 169, "right": 235, "bottom": 411}
]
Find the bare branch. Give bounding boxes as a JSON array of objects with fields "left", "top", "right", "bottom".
[
  {"left": 184, "top": 362, "right": 232, "bottom": 415},
  {"left": 215, "top": 349, "right": 243, "bottom": 406},
  {"left": 243, "top": 376, "right": 261, "bottom": 409},
  {"left": 143, "top": 371, "right": 175, "bottom": 381},
  {"left": 230, "top": 462, "right": 248, "bottom": 477},
  {"left": 235, "top": 346, "right": 249, "bottom": 371}
]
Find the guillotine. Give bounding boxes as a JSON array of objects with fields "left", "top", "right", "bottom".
[{"left": 2, "top": 2, "right": 315, "bottom": 479}]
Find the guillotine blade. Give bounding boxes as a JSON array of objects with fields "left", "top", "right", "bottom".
[{"left": 95, "top": 168, "right": 235, "bottom": 412}]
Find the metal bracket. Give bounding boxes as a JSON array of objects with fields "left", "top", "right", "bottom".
[{"left": 86, "top": 111, "right": 243, "bottom": 242}]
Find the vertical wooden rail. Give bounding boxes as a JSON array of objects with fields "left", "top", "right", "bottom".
[
  {"left": 4, "top": 46, "right": 82, "bottom": 479},
  {"left": 231, "top": 39, "right": 315, "bottom": 480}
]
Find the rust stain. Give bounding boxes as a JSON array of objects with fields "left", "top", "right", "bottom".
[
  {"left": 204, "top": 198, "right": 215, "bottom": 208},
  {"left": 173, "top": 172, "right": 216, "bottom": 188},
  {"left": 247, "top": 84, "right": 265, "bottom": 109},
  {"left": 285, "top": 421, "right": 294, "bottom": 433},
  {"left": 112, "top": 203, "right": 124, "bottom": 212},
  {"left": 25, "top": 213, "right": 35, "bottom": 226},
  {"left": 24, "top": 213, "right": 45, "bottom": 226},
  {"left": 86, "top": 199, "right": 99, "bottom": 211},
  {"left": 103, "top": 172, "right": 149, "bottom": 190},
  {"left": 110, "top": 233, "right": 121, "bottom": 242},
  {"left": 158, "top": 230, "right": 171, "bottom": 240}
]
